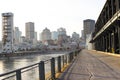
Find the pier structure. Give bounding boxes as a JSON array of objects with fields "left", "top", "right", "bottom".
[{"left": 91, "top": 0, "right": 120, "bottom": 54}]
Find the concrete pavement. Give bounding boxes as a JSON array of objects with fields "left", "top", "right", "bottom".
[{"left": 57, "top": 49, "right": 120, "bottom": 80}]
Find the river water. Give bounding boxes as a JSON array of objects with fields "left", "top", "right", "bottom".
[{"left": 0, "top": 51, "right": 69, "bottom": 80}]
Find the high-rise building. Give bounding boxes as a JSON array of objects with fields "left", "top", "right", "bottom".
[
  {"left": 14, "top": 27, "right": 21, "bottom": 44},
  {"left": 2, "top": 12, "right": 14, "bottom": 53},
  {"left": 86, "top": 34, "right": 93, "bottom": 50},
  {"left": 25, "top": 22, "right": 35, "bottom": 40},
  {"left": 57, "top": 28, "right": 67, "bottom": 46},
  {"left": 41, "top": 28, "right": 51, "bottom": 43},
  {"left": 39, "top": 33, "right": 42, "bottom": 41},
  {"left": 83, "top": 19, "right": 95, "bottom": 40},
  {"left": 33, "top": 32, "right": 37, "bottom": 44}
]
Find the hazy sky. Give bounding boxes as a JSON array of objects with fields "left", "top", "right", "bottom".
[{"left": 0, "top": 0, "right": 106, "bottom": 40}]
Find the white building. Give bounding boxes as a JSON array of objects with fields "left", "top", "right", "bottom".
[
  {"left": 86, "top": 34, "right": 93, "bottom": 50},
  {"left": 33, "top": 32, "right": 37, "bottom": 44},
  {"left": 39, "top": 33, "right": 42, "bottom": 41},
  {"left": 2, "top": 12, "right": 14, "bottom": 53},
  {"left": 14, "top": 27, "right": 22, "bottom": 44},
  {"left": 19, "top": 36, "right": 32, "bottom": 51},
  {"left": 81, "top": 30, "right": 85, "bottom": 40}
]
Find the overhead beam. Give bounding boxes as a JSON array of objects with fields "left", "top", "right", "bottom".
[{"left": 93, "top": 10, "right": 120, "bottom": 40}]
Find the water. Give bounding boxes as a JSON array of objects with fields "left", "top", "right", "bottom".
[{"left": 0, "top": 51, "right": 68, "bottom": 80}]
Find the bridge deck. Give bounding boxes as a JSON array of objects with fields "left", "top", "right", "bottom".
[{"left": 57, "top": 50, "right": 120, "bottom": 80}]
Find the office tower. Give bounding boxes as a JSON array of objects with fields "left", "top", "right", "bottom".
[
  {"left": 2, "top": 12, "right": 14, "bottom": 53},
  {"left": 83, "top": 19, "right": 95, "bottom": 40},
  {"left": 57, "top": 28, "right": 67, "bottom": 46},
  {"left": 41, "top": 28, "right": 51, "bottom": 42},
  {"left": 25, "top": 22, "right": 35, "bottom": 40}
]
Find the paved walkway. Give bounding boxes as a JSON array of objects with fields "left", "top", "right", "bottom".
[{"left": 57, "top": 49, "right": 120, "bottom": 80}]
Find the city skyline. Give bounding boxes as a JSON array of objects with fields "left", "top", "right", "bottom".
[{"left": 0, "top": 0, "right": 106, "bottom": 40}]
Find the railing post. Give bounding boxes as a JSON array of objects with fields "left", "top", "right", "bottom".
[
  {"left": 57, "top": 56, "right": 61, "bottom": 72},
  {"left": 16, "top": 69, "right": 21, "bottom": 80},
  {"left": 68, "top": 53, "right": 71, "bottom": 63},
  {"left": 69, "top": 52, "right": 73, "bottom": 62},
  {"left": 69, "top": 52, "right": 74, "bottom": 62},
  {"left": 75, "top": 51, "right": 77, "bottom": 57},
  {"left": 51, "top": 58, "right": 55, "bottom": 79},
  {"left": 65, "top": 55, "right": 68, "bottom": 64},
  {"left": 72, "top": 52, "right": 74, "bottom": 60},
  {"left": 71, "top": 52, "right": 73, "bottom": 60},
  {"left": 39, "top": 61, "right": 45, "bottom": 80},
  {"left": 73, "top": 51, "right": 75, "bottom": 59},
  {"left": 62, "top": 55, "right": 64, "bottom": 67}
]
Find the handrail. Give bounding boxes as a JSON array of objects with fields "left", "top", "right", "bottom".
[
  {"left": 0, "top": 49, "right": 81, "bottom": 80},
  {"left": 0, "top": 62, "right": 39, "bottom": 77}
]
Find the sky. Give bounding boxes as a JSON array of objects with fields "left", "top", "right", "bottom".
[{"left": 0, "top": 0, "right": 106, "bottom": 40}]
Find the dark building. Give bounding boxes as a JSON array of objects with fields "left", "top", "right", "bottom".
[{"left": 83, "top": 19, "right": 95, "bottom": 40}]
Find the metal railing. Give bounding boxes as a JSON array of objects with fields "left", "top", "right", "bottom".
[{"left": 0, "top": 49, "right": 81, "bottom": 80}]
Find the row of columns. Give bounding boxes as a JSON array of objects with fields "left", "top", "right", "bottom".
[{"left": 95, "top": 21, "right": 120, "bottom": 54}]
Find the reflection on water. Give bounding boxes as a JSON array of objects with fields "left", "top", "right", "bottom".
[{"left": 0, "top": 51, "right": 67, "bottom": 80}]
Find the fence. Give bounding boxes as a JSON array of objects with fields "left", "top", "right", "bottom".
[{"left": 0, "top": 49, "right": 80, "bottom": 80}]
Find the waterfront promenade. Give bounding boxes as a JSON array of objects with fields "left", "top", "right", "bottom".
[{"left": 58, "top": 49, "right": 120, "bottom": 80}]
